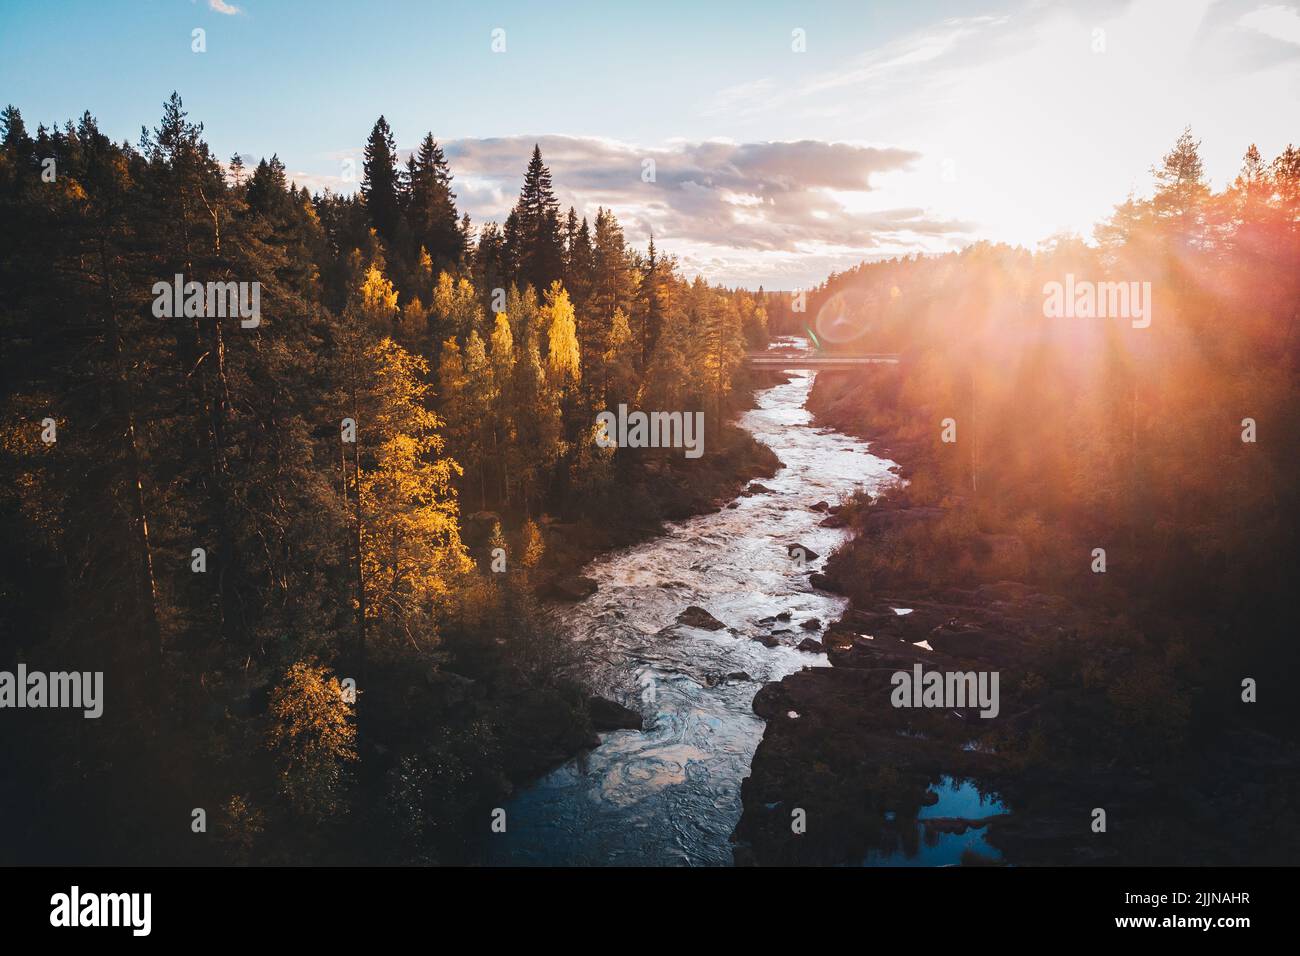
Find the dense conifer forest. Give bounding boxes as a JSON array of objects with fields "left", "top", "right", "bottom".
[{"left": 0, "top": 96, "right": 775, "bottom": 863}]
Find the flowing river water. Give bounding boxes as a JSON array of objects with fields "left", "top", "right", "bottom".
[{"left": 484, "top": 338, "right": 900, "bottom": 865}]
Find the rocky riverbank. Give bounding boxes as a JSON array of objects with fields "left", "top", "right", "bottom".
[
  {"left": 537, "top": 421, "right": 783, "bottom": 603},
  {"left": 733, "top": 368, "right": 1300, "bottom": 866},
  {"left": 428, "top": 376, "right": 787, "bottom": 856},
  {"left": 461, "top": 377, "right": 786, "bottom": 607}
]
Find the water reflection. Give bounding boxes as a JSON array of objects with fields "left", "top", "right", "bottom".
[{"left": 863, "top": 776, "right": 1007, "bottom": 867}]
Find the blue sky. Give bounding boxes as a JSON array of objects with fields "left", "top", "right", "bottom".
[
  {"left": 0, "top": 1, "right": 986, "bottom": 149},
  {"left": 3, "top": 0, "right": 1299, "bottom": 287}
]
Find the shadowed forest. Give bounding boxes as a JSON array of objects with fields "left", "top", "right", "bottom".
[
  {"left": 0, "top": 95, "right": 775, "bottom": 864},
  {"left": 736, "top": 130, "right": 1300, "bottom": 865},
  {"left": 1, "top": 93, "right": 1297, "bottom": 866},
  {"left": 806, "top": 130, "right": 1297, "bottom": 736}
]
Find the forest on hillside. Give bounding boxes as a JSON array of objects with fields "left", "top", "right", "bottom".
[
  {"left": 0, "top": 95, "right": 776, "bottom": 864},
  {"left": 808, "top": 132, "right": 1297, "bottom": 648},
  {"left": 3, "top": 91, "right": 1297, "bottom": 868},
  {"left": 724, "top": 131, "right": 1300, "bottom": 867},
  {"left": 803, "top": 129, "right": 1298, "bottom": 775}
]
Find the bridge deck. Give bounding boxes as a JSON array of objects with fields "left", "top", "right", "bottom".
[{"left": 746, "top": 354, "right": 899, "bottom": 368}]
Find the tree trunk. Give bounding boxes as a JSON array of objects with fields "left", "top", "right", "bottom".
[
  {"left": 97, "top": 238, "right": 164, "bottom": 715},
  {"left": 349, "top": 389, "right": 367, "bottom": 689}
]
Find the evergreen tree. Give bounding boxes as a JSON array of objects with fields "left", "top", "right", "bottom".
[
  {"left": 1, "top": 103, "right": 31, "bottom": 155},
  {"left": 513, "top": 145, "right": 564, "bottom": 292},
  {"left": 361, "top": 116, "right": 403, "bottom": 246},
  {"left": 639, "top": 233, "right": 666, "bottom": 364},
  {"left": 1152, "top": 127, "right": 1210, "bottom": 252},
  {"left": 473, "top": 221, "right": 509, "bottom": 311},
  {"left": 405, "top": 132, "right": 463, "bottom": 272}
]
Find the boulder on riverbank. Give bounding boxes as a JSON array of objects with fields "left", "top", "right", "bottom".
[
  {"left": 491, "top": 687, "right": 601, "bottom": 781},
  {"left": 547, "top": 575, "right": 599, "bottom": 601},
  {"left": 809, "top": 572, "right": 841, "bottom": 592}
]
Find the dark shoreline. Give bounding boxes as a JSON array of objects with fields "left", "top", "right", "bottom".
[
  {"left": 529, "top": 375, "right": 786, "bottom": 605},
  {"left": 442, "top": 372, "right": 789, "bottom": 859},
  {"left": 732, "top": 367, "right": 1300, "bottom": 867}
]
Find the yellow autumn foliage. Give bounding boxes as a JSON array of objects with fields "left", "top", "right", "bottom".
[{"left": 266, "top": 660, "right": 357, "bottom": 820}]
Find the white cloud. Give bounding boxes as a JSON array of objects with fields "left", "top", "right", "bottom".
[
  {"left": 1237, "top": 4, "right": 1300, "bottom": 45},
  {"left": 290, "top": 1, "right": 1300, "bottom": 287},
  {"left": 427, "top": 134, "right": 971, "bottom": 288},
  {"left": 443, "top": 135, "right": 962, "bottom": 243},
  {"left": 209, "top": 0, "right": 241, "bottom": 16}
]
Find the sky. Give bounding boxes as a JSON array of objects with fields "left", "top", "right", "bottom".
[{"left": 2, "top": 0, "right": 1298, "bottom": 289}]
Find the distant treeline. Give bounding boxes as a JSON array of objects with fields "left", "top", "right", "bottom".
[{"left": 808, "top": 129, "right": 1299, "bottom": 741}]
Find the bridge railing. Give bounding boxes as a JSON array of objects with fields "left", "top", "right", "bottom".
[{"left": 745, "top": 353, "right": 900, "bottom": 366}]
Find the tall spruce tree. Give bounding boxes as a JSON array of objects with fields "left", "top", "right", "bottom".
[
  {"left": 513, "top": 145, "right": 564, "bottom": 293},
  {"left": 405, "top": 132, "right": 463, "bottom": 273},
  {"left": 361, "top": 116, "right": 402, "bottom": 246}
]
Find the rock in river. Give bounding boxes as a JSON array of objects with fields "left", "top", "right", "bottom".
[
  {"left": 548, "top": 575, "right": 599, "bottom": 601},
  {"left": 588, "top": 696, "right": 644, "bottom": 731},
  {"left": 676, "top": 605, "right": 726, "bottom": 630}
]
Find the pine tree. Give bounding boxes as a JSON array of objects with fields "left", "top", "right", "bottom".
[
  {"left": 472, "top": 221, "right": 509, "bottom": 310},
  {"left": 591, "top": 207, "right": 636, "bottom": 345},
  {"left": 569, "top": 215, "right": 594, "bottom": 309},
  {"left": 513, "top": 145, "right": 564, "bottom": 292},
  {"left": 405, "top": 132, "right": 463, "bottom": 272},
  {"left": 502, "top": 208, "right": 523, "bottom": 282},
  {"left": 139, "top": 91, "right": 251, "bottom": 650},
  {"left": 1, "top": 103, "right": 30, "bottom": 155},
  {"left": 361, "top": 116, "right": 402, "bottom": 246},
  {"left": 1152, "top": 127, "right": 1210, "bottom": 252},
  {"left": 562, "top": 207, "right": 580, "bottom": 277}
]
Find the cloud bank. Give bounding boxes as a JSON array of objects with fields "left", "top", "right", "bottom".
[{"left": 442, "top": 136, "right": 971, "bottom": 286}]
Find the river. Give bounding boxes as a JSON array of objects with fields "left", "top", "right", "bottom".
[{"left": 484, "top": 337, "right": 899, "bottom": 865}]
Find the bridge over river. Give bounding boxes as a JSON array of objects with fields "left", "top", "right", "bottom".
[{"left": 745, "top": 352, "right": 899, "bottom": 370}]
